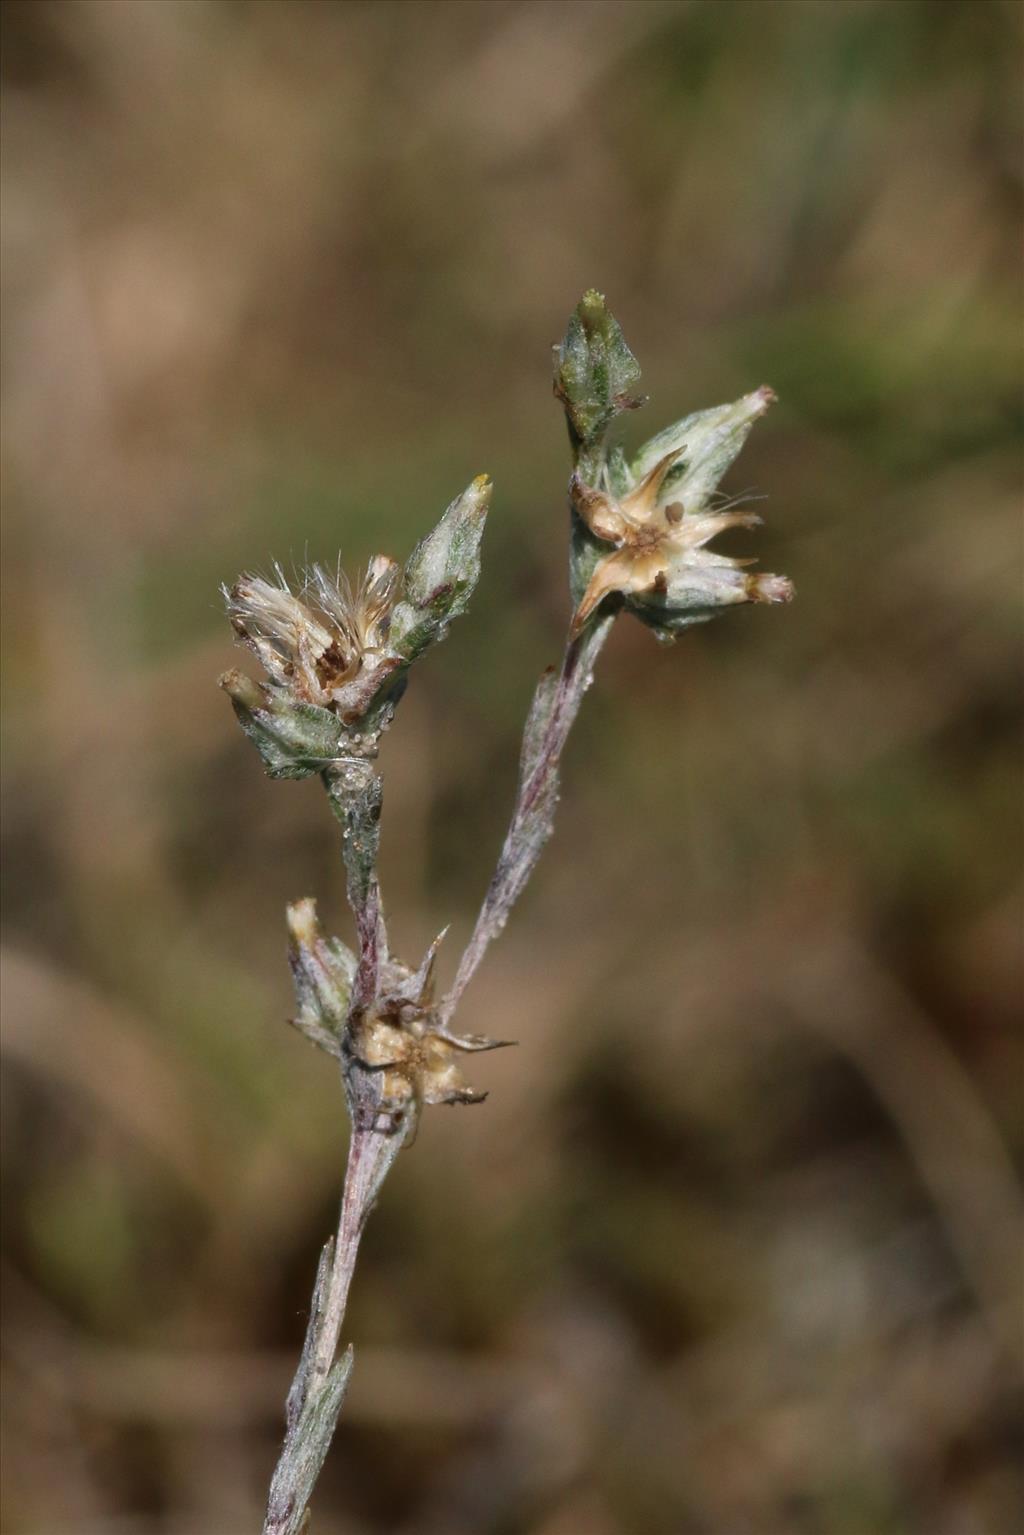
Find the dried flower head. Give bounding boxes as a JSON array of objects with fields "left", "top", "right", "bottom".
[
  {"left": 570, "top": 386, "right": 793, "bottom": 636},
  {"left": 353, "top": 937, "right": 511, "bottom": 1134},
  {"left": 222, "top": 476, "right": 492, "bottom": 781},
  {"left": 355, "top": 1011, "right": 487, "bottom": 1124},
  {"left": 226, "top": 556, "right": 400, "bottom": 709},
  {"left": 283, "top": 899, "right": 512, "bottom": 1135}
]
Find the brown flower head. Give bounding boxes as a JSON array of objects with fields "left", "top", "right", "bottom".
[
  {"left": 225, "top": 556, "right": 400, "bottom": 710},
  {"left": 570, "top": 386, "right": 794, "bottom": 637},
  {"left": 352, "top": 934, "right": 513, "bottom": 1134}
]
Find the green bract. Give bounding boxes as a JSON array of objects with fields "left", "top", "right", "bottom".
[
  {"left": 220, "top": 672, "right": 343, "bottom": 779},
  {"left": 630, "top": 389, "right": 776, "bottom": 511},
  {"left": 287, "top": 898, "right": 356, "bottom": 1040}
]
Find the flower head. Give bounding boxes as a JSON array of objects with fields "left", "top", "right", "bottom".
[
  {"left": 355, "top": 936, "right": 512, "bottom": 1128},
  {"left": 569, "top": 386, "right": 793, "bottom": 637},
  {"left": 283, "top": 898, "right": 513, "bottom": 1132},
  {"left": 222, "top": 476, "right": 492, "bottom": 779},
  {"left": 226, "top": 556, "right": 400, "bottom": 710}
]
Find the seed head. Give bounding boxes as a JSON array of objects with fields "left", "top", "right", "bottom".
[{"left": 226, "top": 557, "right": 401, "bottom": 710}]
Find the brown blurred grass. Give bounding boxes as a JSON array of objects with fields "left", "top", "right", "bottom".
[{"left": 2, "top": 2, "right": 1022, "bottom": 1532}]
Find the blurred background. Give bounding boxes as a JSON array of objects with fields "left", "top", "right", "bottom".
[{"left": 2, "top": 2, "right": 1022, "bottom": 1533}]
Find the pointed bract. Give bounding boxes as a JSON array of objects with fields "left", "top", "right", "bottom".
[
  {"left": 631, "top": 386, "right": 776, "bottom": 511},
  {"left": 220, "top": 671, "right": 343, "bottom": 779}
]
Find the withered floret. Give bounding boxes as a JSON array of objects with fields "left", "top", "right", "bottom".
[{"left": 226, "top": 556, "right": 400, "bottom": 709}]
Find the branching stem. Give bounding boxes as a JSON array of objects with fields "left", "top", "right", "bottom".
[
  {"left": 441, "top": 614, "right": 614, "bottom": 1023},
  {"left": 240, "top": 292, "right": 790, "bottom": 1533}
]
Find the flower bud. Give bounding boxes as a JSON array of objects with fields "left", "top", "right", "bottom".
[
  {"left": 553, "top": 289, "right": 644, "bottom": 462},
  {"left": 286, "top": 898, "right": 356, "bottom": 1039},
  {"left": 391, "top": 475, "right": 491, "bottom": 660}
]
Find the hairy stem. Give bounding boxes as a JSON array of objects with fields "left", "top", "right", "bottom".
[
  {"left": 263, "top": 758, "right": 408, "bottom": 1535},
  {"left": 262, "top": 1108, "right": 410, "bottom": 1535},
  {"left": 313, "top": 1119, "right": 402, "bottom": 1383},
  {"left": 441, "top": 613, "right": 614, "bottom": 1023}
]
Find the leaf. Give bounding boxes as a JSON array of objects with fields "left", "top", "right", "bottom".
[
  {"left": 396, "top": 475, "right": 491, "bottom": 659},
  {"left": 264, "top": 1347, "right": 354, "bottom": 1535}
]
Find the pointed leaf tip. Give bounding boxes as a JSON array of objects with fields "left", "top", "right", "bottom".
[{"left": 391, "top": 476, "right": 491, "bottom": 661}]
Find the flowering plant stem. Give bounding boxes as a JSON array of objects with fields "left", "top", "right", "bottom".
[
  {"left": 220, "top": 292, "right": 791, "bottom": 1533},
  {"left": 266, "top": 619, "right": 612, "bottom": 1534},
  {"left": 441, "top": 616, "right": 614, "bottom": 1024}
]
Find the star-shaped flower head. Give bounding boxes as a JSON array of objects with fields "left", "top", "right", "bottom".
[
  {"left": 569, "top": 386, "right": 794, "bottom": 638},
  {"left": 553, "top": 291, "right": 793, "bottom": 642}
]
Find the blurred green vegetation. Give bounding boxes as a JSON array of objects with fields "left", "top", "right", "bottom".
[{"left": 2, "top": 2, "right": 1021, "bottom": 1533}]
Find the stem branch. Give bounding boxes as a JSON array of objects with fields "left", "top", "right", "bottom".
[{"left": 441, "top": 614, "right": 614, "bottom": 1022}]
